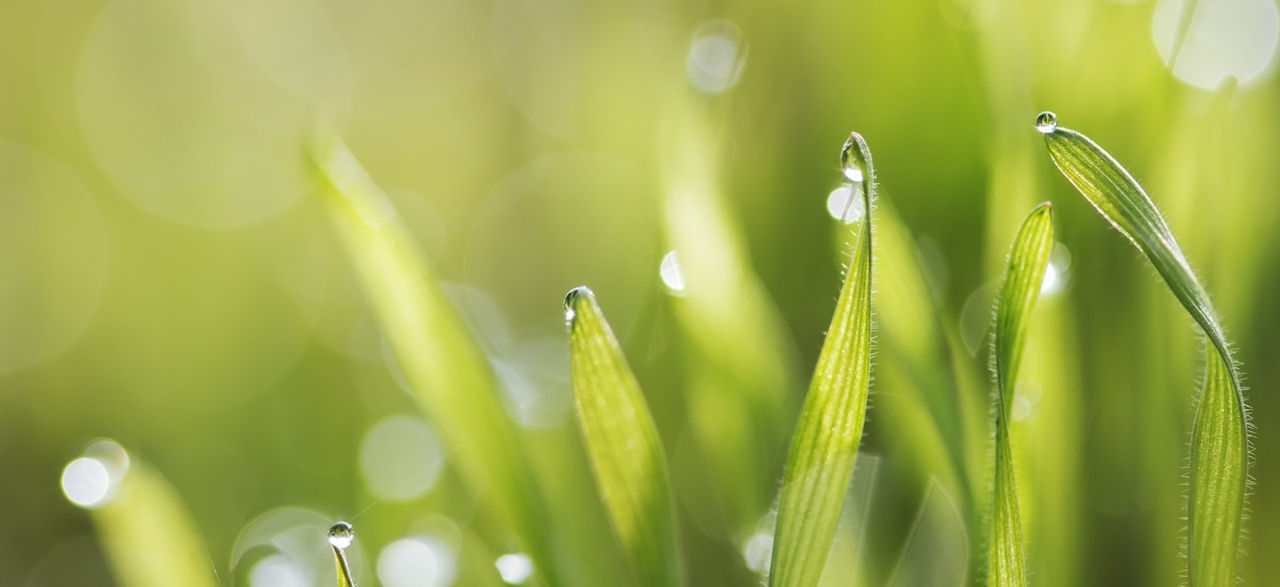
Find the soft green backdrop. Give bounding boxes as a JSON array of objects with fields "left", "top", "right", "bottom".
[{"left": 1, "top": 0, "right": 1278, "bottom": 585}]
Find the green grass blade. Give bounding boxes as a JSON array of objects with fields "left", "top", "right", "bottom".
[
  {"left": 63, "top": 443, "right": 218, "bottom": 587},
  {"left": 988, "top": 203, "right": 1054, "bottom": 587},
  {"left": 565, "top": 286, "right": 680, "bottom": 587},
  {"left": 659, "top": 104, "right": 798, "bottom": 531},
  {"left": 308, "top": 135, "right": 560, "bottom": 584},
  {"left": 768, "top": 132, "right": 875, "bottom": 587},
  {"left": 329, "top": 522, "right": 357, "bottom": 587},
  {"left": 1039, "top": 114, "right": 1248, "bottom": 586},
  {"left": 334, "top": 550, "right": 356, "bottom": 587}
]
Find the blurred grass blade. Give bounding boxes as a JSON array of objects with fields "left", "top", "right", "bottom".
[
  {"left": 660, "top": 103, "right": 798, "bottom": 531},
  {"left": 566, "top": 286, "right": 680, "bottom": 586},
  {"left": 1040, "top": 114, "right": 1248, "bottom": 586},
  {"left": 768, "top": 133, "right": 875, "bottom": 587},
  {"left": 309, "top": 135, "right": 560, "bottom": 584},
  {"left": 987, "top": 203, "right": 1054, "bottom": 587},
  {"left": 888, "top": 479, "right": 969, "bottom": 587},
  {"left": 869, "top": 199, "right": 982, "bottom": 514},
  {"left": 64, "top": 442, "right": 218, "bottom": 587}
]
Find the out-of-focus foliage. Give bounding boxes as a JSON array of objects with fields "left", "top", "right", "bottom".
[{"left": 3, "top": 0, "right": 1280, "bottom": 585}]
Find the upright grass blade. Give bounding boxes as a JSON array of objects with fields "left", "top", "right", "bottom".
[
  {"left": 565, "top": 286, "right": 680, "bottom": 587},
  {"left": 659, "top": 103, "right": 798, "bottom": 532},
  {"left": 334, "top": 548, "right": 356, "bottom": 587},
  {"left": 1038, "top": 112, "right": 1248, "bottom": 586},
  {"left": 768, "top": 133, "right": 875, "bottom": 587},
  {"left": 987, "top": 203, "right": 1054, "bottom": 587},
  {"left": 869, "top": 200, "right": 982, "bottom": 514},
  {"left": 62, "top": 442, "right": 218, "bottom": 587},
  {"left": 309, "top": 135, "right": 560, "bottom": 585},
  {"left": 329, "top": 522, "right": 357, "bottom": 587}
]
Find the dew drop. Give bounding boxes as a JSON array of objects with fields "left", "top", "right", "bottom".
[
  {"left": 658, "top": 251, "right": 686, "bottom": 295},
  {"left": 563, "top": 286, "right": 591, "bottom": 323},
  {"left": 495, "top": 553, "right": 533, "bottom": 584},
  {"left": 61, "top": 439, "right": 131, "bottom": 509},
  {"left": 825, "top": 184, "right": 865, "bottom": 225},
  {"left": 839, "top": 133, "right": 868, "bottom": 183},
  {"left": 835, "top": 133, "right": 872, "bottom": 225},
  {"left": 1034, "top": 111, "right": 1058, "bottom": 134},
  {"left": 329, "top": 521, "right": 355, "bottom": 549},
  {"left": 741, "top": 531, "right": 774, "bottom": 574},
  {"left": 61, "top": 458, "right": 112, "bottom": 508}
]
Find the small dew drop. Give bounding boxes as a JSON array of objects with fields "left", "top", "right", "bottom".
[
  {"left": 825, "top": 185, "right": 865, "bottom": 225},
  {"left": 495, "top": 553, "right": 533, "bottom": 584},
  {"left": 1034, "top": 111, "right": 1058, "bottom": 134},
  {"left": 61, "top": 439, "right": 131, "bottom": 509},
  {"left": 685, "top": 20, "right": 748, "bottom": 95},
  {"left": 1040, "top": 242, "right": 1073, "bottom": 297},
  {"left": 563, "top": 286, "right": 591, "bottom": 323},
  {"left": 61, "top": 458, "right": 112, "bottom": 508},
  {"left": 741, "top": 532, "right": 774, "bottom": 574},
  {"left": 839, "top": 134, "right": 868, "bottom": 183},
  {"left": 329, "top": 521, "right": 355, "bottom": 549},
  {"left": 659, "top": 251, "right": 686, "bottom": 295}
]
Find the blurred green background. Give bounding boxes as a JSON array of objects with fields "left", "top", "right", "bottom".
[{"left": 2, "top": 0, "right": 1279, "bottom": 585}]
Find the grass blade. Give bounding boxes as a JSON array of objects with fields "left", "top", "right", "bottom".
[
  {"left": 565, "top": 286, "right": 680, "bottom": 586},
  {"left": 659, "top": 104, "right": 798, "bottom": 531},
  {"left": 334, "top": 548, "right": 356, "bottom": 587},
  {"left": 309, "top": 135, "right": 560, "bottom": 584},
  {"left": 62, "top": 441, "right": 218, "bottom": 587},
  {"left": 1038, "top": 113, "right": 1248, "bottom": 586},
  {"left": 329, "top": 522, "right": 357, "bottom": 587},
  {"left": 768, "top": 132, "right": 875, "bottom": 587},
  {"left": 988, "top": 203, "right": 1054, "bottom": 587}
]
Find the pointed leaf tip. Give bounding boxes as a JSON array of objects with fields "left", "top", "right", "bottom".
[
  {"left": 567, "top": 288, "right": 680, "bottom": 586},
  {"left": 770, "top": 132, "right": 876, "bottom": 587}
]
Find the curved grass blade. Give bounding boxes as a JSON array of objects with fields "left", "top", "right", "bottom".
[
  {"left": 988, "top": 203, "right": 1054, "bottom": 587},
  {"left": 565, "top": 286, "right": 680, "bottom": 587},
  {"left": 308, "top": 135, "right": 560, "bottom": 585},
  {"left": 1038, "top": 113, "right": 1248, "bottom": 586},
  {"left": 63, "top": 442, "right": 218, "bottom": 587},
  {"left": 768, "top": 133, "right": 875, "bottom": 587}
]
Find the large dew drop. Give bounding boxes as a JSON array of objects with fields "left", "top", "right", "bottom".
[
  {"left": 329, "top": 521, "right": 355, "bottom": 550},
  {"left": 1035, "top": 111, "right": 1058, "bottom": 134}
]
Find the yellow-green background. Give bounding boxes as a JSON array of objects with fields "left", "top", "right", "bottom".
[{"left": 2, "top": 0, "right": 1278, "bottom": 585}]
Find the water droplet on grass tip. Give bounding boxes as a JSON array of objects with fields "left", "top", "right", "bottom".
[
  {"left": 61, "top": 439, "right": 130, "bottom": 509},
  {"left": 839, "top": 134, "right": 868, "bottom": 183},
  {"left": 563, "top": 286, "right": 591, "bottom": 322},
  {"left": 1035, "top": 111, "right": 1058, "bottom": 133},
  {"left": 329, "top": 521, "right": 355, "bottom": 549}
]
